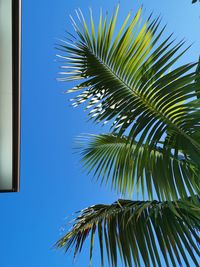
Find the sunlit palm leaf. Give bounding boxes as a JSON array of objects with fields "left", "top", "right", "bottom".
[
  {"left": 76, "top": 134, "right": 200, "bottom": 200},
  {"left": 56, "top": 197, "right": 200, "bottom": 267},
  {"left": 56, "top": 6, "right": 200, "bottom": 267},
  {"left": 57, "top": 6, "right": 200, "bottom": 159}
]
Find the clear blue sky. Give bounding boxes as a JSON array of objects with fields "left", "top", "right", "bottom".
[{"left": 0, "top": 1, "right": 200, "bottom": 266}]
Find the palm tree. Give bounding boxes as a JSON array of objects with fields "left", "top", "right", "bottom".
[{"left": 56, "top": 5, "right": 200, "bottom": 267}]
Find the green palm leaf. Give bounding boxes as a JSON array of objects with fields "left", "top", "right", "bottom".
[
  {"left": 57, "top": 6, "right": 200, "bottom": 160},
  {"left": 195, "top": 56, "right": 200, "bottom": 99},
  {"left": 76, "top": 134, "right": 200, "bottom": 200},
  {"left": 56, "top": 197, "right": 200, "bottom": 267},
  {"left": 56, "top": 6, "right": 200, "bottom": 267}
]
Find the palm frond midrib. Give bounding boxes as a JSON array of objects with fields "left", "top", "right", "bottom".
[
  {"left": 84, "top": 134, "right": 191, "bottom": 164},
  {"left": 82, "top": 44, "right": 200, "bottom": 149}
]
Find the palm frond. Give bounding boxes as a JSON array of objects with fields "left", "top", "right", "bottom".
[
  {"left": 76, "top": 134, "right": 200, "bottom": 200},
  {"left": 56, "top": 6, "right": 200, "bottom": 267},
  {"left": 56, "top": 197, "right": 200, "bottom": 267},
  {"left": 57, "top": 6, "right": 200, "bottom": 158}
]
